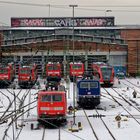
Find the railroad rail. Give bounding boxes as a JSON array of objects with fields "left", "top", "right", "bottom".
[
  {"left": 104, "top": 88, "right": 140, "bottom": 126},
  {"left": 83, "top": 109, "right": 99, "bottom": 140},
  {"left": 95, "top": 109, "right": 116, "bottom": 140}
]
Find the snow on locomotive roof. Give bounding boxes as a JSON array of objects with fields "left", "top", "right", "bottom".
[
  {"left": 93, "top": 62, "right": 106, "bottom": 65},
  {"left": 21, "top": 63, "right": 36, "bottom": 68},
  {"left": 70, "top": 62, "right": 83, "bottom": 64},
  {"left": 48, "top": 62, "right": 60, "bottom": 64},
  {"left": 22, "top": 65, "right": 30, "bottom": 68},
  {"left": 93, "top": 62, "right": 113, "bottom": 67}
]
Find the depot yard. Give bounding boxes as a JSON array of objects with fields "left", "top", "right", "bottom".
[{"left": 0, "top": 77, "right": 140, "bottom": 140}]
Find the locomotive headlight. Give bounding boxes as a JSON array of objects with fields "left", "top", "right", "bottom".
[
  {"left": 78, "top": 72, "right": 83, "bottom": 74},
  {"left": 72, "top": 72, "right": 77, "bottom": 74},
  {"left": 2, "top": 75, "right": 8, "bottom": 78},
  {"left": 87, "top": 92, "right": 91, "bottom": 95},
  {"left": 54, "top": 107, "right": 63, "bottom": 110}
]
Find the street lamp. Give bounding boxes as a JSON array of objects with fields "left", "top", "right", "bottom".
[
  {"left": 69, "top": 4, "right": 78, "bottom": 125},
  {"left": 69, "top": 5, "right": 78, "bottom": 60},
  {"left": 105, "top": 10, "right": 112, "bottom": 17},
  {"left": 48, "top": 4, "right": 51, "bottom": 17},
  {"left": 105, "top": 10, "right": 112, "bottom": 63}
]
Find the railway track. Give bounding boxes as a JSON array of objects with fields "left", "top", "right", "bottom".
[
  {"left": 112, "top": 88, "right": 140, "bottom": 111},
  {"left": 42, "top": 127, "right": 46, "bottom": 140},
  {"left": 125, "top": 78, "right": 140, "bottom": 88},
  {"left": 95, "top": 109, "right": 116, "bottom": 140},
  {"left": 83, "top": 109, "right": 117, "bottom": 140},
  {"left": 120, "top": 79, "right": 140, "bottom": 96},
  {"left": 83, "top": 109, "right": 99, "bottom": 140},
  {"left": 104, "top": 88, "right": 140, "bottom": 126}
]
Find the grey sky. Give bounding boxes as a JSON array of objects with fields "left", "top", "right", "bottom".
[{"left": 1, "top": 0, "right": 140, "bottom": 26}]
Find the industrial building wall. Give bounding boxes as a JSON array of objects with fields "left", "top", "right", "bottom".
[
  {"left": 121, "top": 29, "right": 140, "bottom": 75},
  {"left": 109, "top": 55, "right": 126, "bottom": 66}
]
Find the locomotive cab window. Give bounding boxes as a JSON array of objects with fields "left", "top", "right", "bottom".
[
  {"left": 41, "top": 94, "right": 62, "bottom": 102},
  {"left": 80, "top": 82, "right": 88, "bottom": 88},
  {"left": 53, "top": 65, "right": 60, "bottom": 70},
  {"left": 48, "top": 65, "right": 59, "bottom": 70},
  {"left": 20, "top": 69, "right": 31, "bottom": 74},
  {"left": 72, "top": 65, "right": 82, "bottom": 70},
  {"left": 80, "top": 82, "right": 98, "bottom": 88},
  {"left": 0, "top": 69, "right": 8, "bottom": 74},
  {"left": 101, "top": 67, "right": 112, "bottom": 74},
  {"left": 90, "top": 82, "right": 98, "bottom": 88},
  {"left": 41, "top": 95, "right": 51, "bottom": 102},
  {"left": 101, "top": 67, "right": 112, "bottom": 79},
  {"left": 53, "top": 94, "right": 62, "bottom": 102}
]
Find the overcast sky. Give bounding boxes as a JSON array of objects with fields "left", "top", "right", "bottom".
[{"left": 1, "top": 0, "right": 140, "bottom": 26}]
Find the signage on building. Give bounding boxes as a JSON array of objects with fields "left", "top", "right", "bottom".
[{"left": 11, "top": 17, "right": 114, "bottom": 27}]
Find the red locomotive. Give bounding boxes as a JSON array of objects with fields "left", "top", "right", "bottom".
[
  {"left": 37, "top": 87, "right": 67, "bottom": 125},
  {"left": 69, "top": 62, "right": 84, "bottom": 82},
  {"left": 0, "top": 63, "right": 15, "bottom": 87},
  {"left": 18, "top": 64, "right": 38, "bottom": 88},
  {"left": 92, "top": 62, "right": 114, "bottom": 87},
  {"left": 46, "top": 62, "right": 62, "bottom": 82}
]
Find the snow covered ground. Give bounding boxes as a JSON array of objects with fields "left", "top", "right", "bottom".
[{"left": 0, "top": 77, "right": 140, "bottom": 140}]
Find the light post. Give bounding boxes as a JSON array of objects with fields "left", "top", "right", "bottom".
[
  {"left": 69, "top": 4, "right": 78, "bottom": 125},
  {"left": 48, "top": 4, "right": 51, "bottom": 17},
  {"left": 105, "top": 10, "right": 112, "bottom": 17},
  {"left": 105, "top": 10, "right": 112, "bottom": 63}
]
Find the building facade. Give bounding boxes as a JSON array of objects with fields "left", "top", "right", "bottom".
[{"left": 2, "top": 17, "right": 138, "bottom": 76}]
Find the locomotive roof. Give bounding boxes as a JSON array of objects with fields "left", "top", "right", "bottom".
[
  {"left": 47, "top": 63, "right": 61, "bottom": 65},
  {"left": 0, "top": 63, "right": 12, "bottom": 68},
  {"left": 77, "top": 78, "right": 100, "bottom": 82},
  {"left": 47, "top": 62, "right": 60, "bottom": 64},
  {"left": 93, "top": 62, "right": 106, "bottom": 65},
  {"left": 70, "top": 62, "right": 83, "bottom": 64},
  {"left": 38, "top": 90, "right": 66, "bottom": 95},
  {"left": 93, "top": 62, "right": 112, "bottom": 67},
  {"left": 20, "top": 64, "right": 36, "bottom": 68}
]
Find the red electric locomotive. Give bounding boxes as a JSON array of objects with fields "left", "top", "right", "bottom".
[
  {"left": 0, "top": 63, "right": 15, "bottom": 87},
  {"left": 69, "top": 62, "right": 84, "bottom": 82},
  {"left": 18, "top": 64, "right": 38, "bottom": 88},
  {"left": 92, "top": 62, "right": 114, "bottom": 87},
  {"left": 46, "top": 62, "right": 62, "bottom": 82},
  {"left": 37, "top": 88, "right": 67, "bottom": 126}
]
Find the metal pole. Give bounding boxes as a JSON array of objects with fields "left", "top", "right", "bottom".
[
  {"left": 58, "top": 128, "right": 60, "bottom": 140},
  {"left": 63, "top": 36, "right": 66, "bottom": 79},
  {"left": 0, "top": 33, "right": 3, "bottom": 63},
  {"left": 85, "top": 44, "right": 88, "bottom": 72},
  {"left": 69, "top": 4, "right": 78, "bottom": 125},
  {"left": 105, "top": 10, "right": 112, "bottom": 63},
  {"left": 48, "top": 4, "right": 51, "bottom": 17},
  {"left": 41, "top": 51, "right": 45, "bottom": 78},
  {"left": 27, "top": 90, "right": 31, "bottom": 117}
]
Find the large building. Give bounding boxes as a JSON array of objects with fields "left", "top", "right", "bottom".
[{"left": 0, "top": 17, "right": 139, "bottom": 76}]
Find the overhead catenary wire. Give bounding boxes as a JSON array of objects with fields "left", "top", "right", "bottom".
[{"left": 0, "top": 1, "right": 140, "bottom": 13}]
